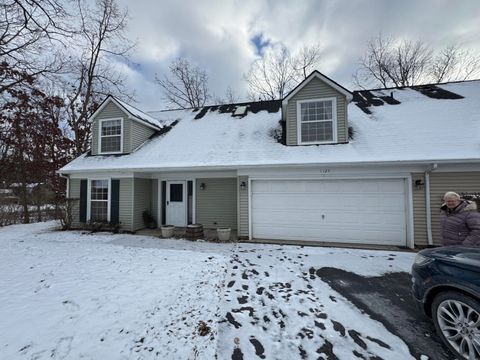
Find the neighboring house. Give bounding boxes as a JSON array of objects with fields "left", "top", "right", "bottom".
[
  {"left": 0, "top": 189, "right": 19, "bottom": 205},
  {"left": 58, "top": 71, "right": 480, "bottom": 248}
]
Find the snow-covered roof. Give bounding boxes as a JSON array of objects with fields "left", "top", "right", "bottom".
[
  {"left": 90, "top": 96, "right": 166, "bottom": 130},
  {"left": 60, "top": 80, "right": 480, "bottom": 173}
]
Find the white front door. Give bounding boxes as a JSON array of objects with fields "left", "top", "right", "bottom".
[
  {"left": 251, "top": 178, "right": 407, "bottom": 246},
  {"left": 166, "top": 181, "right": 187, "bottom": 226}
]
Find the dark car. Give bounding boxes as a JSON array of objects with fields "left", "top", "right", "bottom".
[{"left": 411, "top": 246, "right": 480, "bottom": 360}]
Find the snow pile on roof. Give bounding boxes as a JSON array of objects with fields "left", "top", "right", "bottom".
[
  {"left": 114, "top": 98, "right": 170, "bottom": 129},
  {"left": 60, "top": 81, "right": 480, "bottom": 172}
]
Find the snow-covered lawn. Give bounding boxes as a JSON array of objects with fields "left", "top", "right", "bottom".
[{"left": 0, "top": 222, "right": 417, "bottom": 359}]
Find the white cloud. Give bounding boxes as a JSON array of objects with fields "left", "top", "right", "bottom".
[{"left": 116, "top": 0, "right": 480, "bottom": 110}]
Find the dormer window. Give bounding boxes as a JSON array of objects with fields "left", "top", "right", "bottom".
[
  {"left": 99, "top": 118, "right": 123, "bottom": 154},
  {"left": 297, "top": 97, "right": 337, "bottom": 144}
]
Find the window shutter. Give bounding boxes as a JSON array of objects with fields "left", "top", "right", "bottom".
[
  {"left": 79, "top": 179, "right": 88, "bottom": 222},
  {"left": 110, "top": 179, "right": 120, "bottom": 224}
]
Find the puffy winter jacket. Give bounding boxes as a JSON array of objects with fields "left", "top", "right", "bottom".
[{"left": 440, "top": 200, "right": 480, "bottom": 246}]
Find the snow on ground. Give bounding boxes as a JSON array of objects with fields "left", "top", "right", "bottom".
[
  {"left": 0, "top": 222, "right": 232, "bottom": 359},
  {"left": 0, "top": 222, "right": 417, "bottom": 359}
]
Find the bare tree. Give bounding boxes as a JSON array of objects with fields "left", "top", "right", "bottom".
[
  {"left": 0, "top": 0, "right": 68, "bottom": 93},
  {"left": 156, "top": 58, "right": 210, "bottom": 109},
  {"left": 64, "top": 0, "right": 135, "bottom": 156},
  {"left": 245, "top": 43, "right": 322, "bottom": 100},
  {"left": 293, "top": 44, "right": 321, "bottom": 79},
  {"left": 244, "top": 44, "right": 297, "bottom": 100},
  {"left": 431, "top": 45, "right": 480, "bottom": 83},
  {"left": 355, "top": 34, "right": 480, "bottom": 89},
  {"left": 355, "top": 34, "right": 432, "bottom": 88},
  {"left": 214, "top": 86, "right": 239, "bottom": 105}
]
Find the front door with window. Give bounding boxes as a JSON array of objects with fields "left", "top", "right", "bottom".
[{"left": 166, "top": 181, "right": 186, "bottom": 226}]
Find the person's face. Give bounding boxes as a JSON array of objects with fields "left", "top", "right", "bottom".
[{"left": 445, "top": 197, "right": 461, "bottom": 209}]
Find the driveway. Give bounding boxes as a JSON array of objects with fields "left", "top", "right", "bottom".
[
  {"left": 316, "top": 267, "right": 452, "bottom": 360},
  {"left": 216, "top": 245, "right": 444, "bottom": 360}
]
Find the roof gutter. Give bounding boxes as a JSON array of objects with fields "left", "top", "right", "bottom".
[
  {"left": 57, "top": 158, "right": 480, "bottom": 175},
  {"left": 425, "top": 163, "right": 438, "bottom": 246}
]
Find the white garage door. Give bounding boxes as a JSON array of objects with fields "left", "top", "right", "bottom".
[{"left": 251, "top": 179, "right": 406, "bottom": 246}]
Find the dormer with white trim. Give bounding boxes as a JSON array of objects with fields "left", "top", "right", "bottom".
[
  {"left": 282, "top": 71, "right": 353, "bottom": 146},
  {"left": 90, "top": 96, "right": 162, "bottom": 156}
]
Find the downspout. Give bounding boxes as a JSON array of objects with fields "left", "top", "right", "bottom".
[{"left": 425, "top": 163, "right": 437, "bottom": 246}]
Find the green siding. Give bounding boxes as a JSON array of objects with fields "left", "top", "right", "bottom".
[
  {"left": 429, "top": 172, "right": 480, "bottom": 246},
  {"left": 119, "top": 178, "right": 133, "bottom": 231},
  {"left": 286, "top": 77, "right": 348, "bottom": 145},
  {"left": 196, "top": 178, "right": 237, "bottom": 229},
  {"left": 91, "top": 101, "right": 155, "bottom": 155},
  {"left": 238, "top": 176, "right": 249, "bottom": 238},
  {"left": 69, "top": 178, "right": 81, "bottom": 228},
  {"left": 131, "top": 120, "right": 155, "bottom": 151},
  {"left": 133, "top": 178, "right": 152, "bottom": 231},
  {"left": 151, "top": 179, "right": 159, "bottom": 225},
  {"left": 68, "top": 177, "right": 134, "bottom": 231},
  {"left": 91, "top": 102, "right": 130, "bottom": 155},
  {"left": 412, "top": 173, "right": 428, "bottom": 246}
]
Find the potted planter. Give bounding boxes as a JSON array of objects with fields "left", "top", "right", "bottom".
[
  {"left": 217, "top": 227, "right": 231, "bottom": 242},
  {"left": 161, "top": 225, "right": 175, "bottom": 238}
]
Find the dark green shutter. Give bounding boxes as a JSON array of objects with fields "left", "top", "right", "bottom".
[
  {"left": 161, "top": 181, "right": 166, "bottom": 225},
  {"left": 79, "top": 179, "right": 87, "bottom": 222},
  {"left": 110, "top": 179, "right": 120, "bottom": 224}
]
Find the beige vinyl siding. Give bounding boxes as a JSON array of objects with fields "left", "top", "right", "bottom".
[
  {"left": 196, "top": 178, "right": 237, "bottom": 229},
  {"left": 151, "top": 179, "right": 159, "bottom": 226},
  {"left": 412, "top": 173, "right": 428, "bottom": 246},
  {"left": 133, "top": 178, "right": 152, "bottom": 231},
  {"left": 286, "top": 77, "right": 348, "bottom": 145},
  {"left": 119, "top": 178, "right": 133, "bottom": 231},
  {"left": 131, "top": 120, "right": 155, "bottom": 151},
  {"left": 91, "top": 102, "right": 130, "bottom": 155},
  {"left": 238, "top": 176, "right": 249, "bottom": 238},
  {"left": 429, "top": 172, "right": 480, "bottom": 246},
  {"left": 69, "top": 178, "right": 82, "bottom": 228}
]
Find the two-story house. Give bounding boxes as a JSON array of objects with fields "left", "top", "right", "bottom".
[{"left": 59, "top": 70, "right": 480, "bottom": 248}]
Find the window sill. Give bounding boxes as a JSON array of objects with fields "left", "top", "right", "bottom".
[{"left": 298, "top": 141, "right": 338, "bottom": 145}]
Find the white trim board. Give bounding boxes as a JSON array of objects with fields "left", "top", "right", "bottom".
[
  {"left": 248, "top": 176, "right": 413, "bottom": 248},
  {"left": 98, "top": 118, "right": 124, "bottom": 155},
  {"left": 86, "top": 178, "right": 111, "bottom": 222},
  {"left": 282, "top": 71, "right": 353, "bottom": 105},
  {"left": 296, "top": 97, "right": 338, "bottom": 145}
]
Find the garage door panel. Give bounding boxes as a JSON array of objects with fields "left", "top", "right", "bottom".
[
  {"left": 253, "top": 209, "right": 404, "bottom": 225},
  {"left": 251, "top": 179, "right": 406, "bottom": 246},
  {"left": 253, "top": 225, "right": 403, "bottom": 244}
]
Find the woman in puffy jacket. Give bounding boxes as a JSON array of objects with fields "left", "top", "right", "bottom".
[{"left": 440, "top": 191, "right": 480, "bottom": 246}]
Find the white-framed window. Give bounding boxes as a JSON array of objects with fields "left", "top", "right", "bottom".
[
  {"left": 99, "top": 118, "right": 123, "bottom": 154},
  {"left": 297, "top": 97, "right": 337, "bottom": 144},
  {"left": 87, "top": 179, "right": 110, "bottom": 222}
]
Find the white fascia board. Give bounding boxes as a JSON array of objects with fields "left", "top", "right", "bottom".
[
  {"left": 88, "top": 97, "right": 161, "bottom": 131},
  {"left": 57, "top": 158, "right": 480, "bottom": 175},
  {"left": 282, "top": 72, "right": 353, "bottom": 106},
  {"left": 68, "top": 171, "right": 135, "bottom": 179}
]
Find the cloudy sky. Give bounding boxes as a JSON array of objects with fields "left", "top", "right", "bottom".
[{"left": 115, "top": 0, "right": 480, "bottom": 110}]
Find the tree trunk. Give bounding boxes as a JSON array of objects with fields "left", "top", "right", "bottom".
[{"left": 20, "top": 183, "right": 30, "bottom": 224}]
